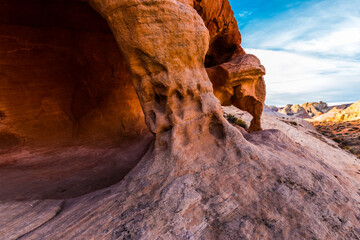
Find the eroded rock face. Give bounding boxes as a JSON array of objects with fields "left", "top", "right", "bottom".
[
  {"left": 0, "top": 0, "right": 153, "bottom": 200},
  {"left": 193, "top": 0, "right": 266, "bottom": 132},
  {"left": 88, "top": 0, "right": 226, "bottom": 146},
  {"left": 1, "top": 0, "right": 360, "bottom": 239},
  {"left": 0, "top": 0, "right": 149, "bottom": 147}
]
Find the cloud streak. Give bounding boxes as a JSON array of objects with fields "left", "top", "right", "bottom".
[
  {"left": 246, "top": 48, "right": 360, "bottom": 106},
  {"left": 229, "top": 0, "right": 360, "bottom": 106}
]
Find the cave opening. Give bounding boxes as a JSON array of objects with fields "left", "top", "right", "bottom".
[{"left": 0, "top": 0, "right": 153, "bottom": 200}]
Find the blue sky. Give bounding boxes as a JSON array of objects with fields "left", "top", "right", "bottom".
[{"left": 229, "top": 0, "right": 360, "bottom": 106}]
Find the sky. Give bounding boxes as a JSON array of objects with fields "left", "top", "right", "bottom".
[{"left": 228, "top": 0, "right": 360, "bottom": 106}]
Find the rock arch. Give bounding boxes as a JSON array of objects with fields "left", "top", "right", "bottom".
[{"left": 0, "top": 0, "right": 153, "bottom": 199}]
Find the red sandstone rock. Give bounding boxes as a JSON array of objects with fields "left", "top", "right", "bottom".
[
  {"left": 193, "top": 0, "right": 266, "bottom": 131},
  {"left": 0, "top": 0, "right": 152, "bottom": 199},
  {"left": 207, "top": 54, "right": 266, "bottom": 131},
  {"left": 0, "top": 0, "right": 359, "bottom": 239}
]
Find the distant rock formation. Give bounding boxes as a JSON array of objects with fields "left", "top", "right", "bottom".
[
  {"left": 309, "top": 101, "right": 360, "bottom": 159},
  {"left": 279, "top": 101, "right": 360, "bottom": 122},
  {"left": 278, "top": 101, "right": 333, "bottom": 118},
  {"left": 333, "top": 101, "right": 360, "bottom": 122},
  {"left": 313, "top": 101, "right": 359, "bottom": 122},
  {"left": 279, "top": 104, "right": 311, "bottom": 118},
  {"left": 266, "top": 105, "right": 279, "bottom": 112},
  {"left": 301, "top": 101, "right": 330, "bottom": 117}
]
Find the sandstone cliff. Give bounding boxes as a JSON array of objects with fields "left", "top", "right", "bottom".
[{"left": 0, "top": 0, "right": 360, "bottom": 239}]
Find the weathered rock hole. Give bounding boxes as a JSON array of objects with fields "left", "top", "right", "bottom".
[
  {"left": 0, "top": 0, "right": 153, "bottom": 200},
  {"left": 0, "top": 131, "right": 21, "bottom": 150},
  {"left": 187, "top": 89, "right": 195, "bottom": 98},
  {"left": 152, "top": 81, "right": 167, "bottom": 94},
  {"left": 154, "top": 90, "right": 168, "bottom": 112},
  {"left": 209, "top": 115, "right": 226, "bottom": 140},
  {"left": 0, "top": 110, "right": 6, "bottom": 121},
  {"left": 175, "top": 90, "right": 184, "bottom": 102},
  {"left": 160, "top": 125, "right": 173, "bottom": 134},
  {"left": 205, "top": 37, "right": 237, "bottom": 67},
  {"left": 149, "top": 110, "right": 157, "bottom": 127},
  {"left": 196, "top": 98, "right": 203, "bottom": 112}
]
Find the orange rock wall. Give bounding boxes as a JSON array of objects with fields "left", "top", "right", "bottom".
[{"left": 0, "top": 0, "right": 149, "bottom": 147}]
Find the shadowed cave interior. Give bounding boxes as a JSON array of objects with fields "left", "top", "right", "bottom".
[{"left": 0, "top": 0, "right": 154, "bottom": 200}]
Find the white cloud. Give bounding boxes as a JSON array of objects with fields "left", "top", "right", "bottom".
[
  {"left": 283, "top": 17, "right": 360, "bottom": 57},
  {"left": 238, "top": 11, "right": 252, "bottom": 18},
  {"left": 246, "top": 48, "right": 360, "bottom": 106},
  {"left": 243, "top": 0, "right": 360, "bottom": 59},
  {"left": 238, "top": 0, "right": 360, "bottom": 106}
]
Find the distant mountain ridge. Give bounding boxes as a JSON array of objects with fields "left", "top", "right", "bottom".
[
  {"left": 272, "top": 101, "right": 359, "bottom": 122},
  {"left": 314, "top": 100, "right": 360, "bottom": 122}
]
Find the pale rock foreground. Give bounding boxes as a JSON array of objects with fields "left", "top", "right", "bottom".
[
  {"left": 2, "top": 106, "right": 360, "bottom": 239},
  {"left": 0, "top": 0, "right": 360, "bottom": 239}
]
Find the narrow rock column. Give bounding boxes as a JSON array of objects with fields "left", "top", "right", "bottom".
[{"left": 88, "top": 0, "right": 228, "bottom": 148}]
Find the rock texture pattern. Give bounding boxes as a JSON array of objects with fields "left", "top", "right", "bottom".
[{"left": 1, "top": 0, "right": 360, "bottom": 240}]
